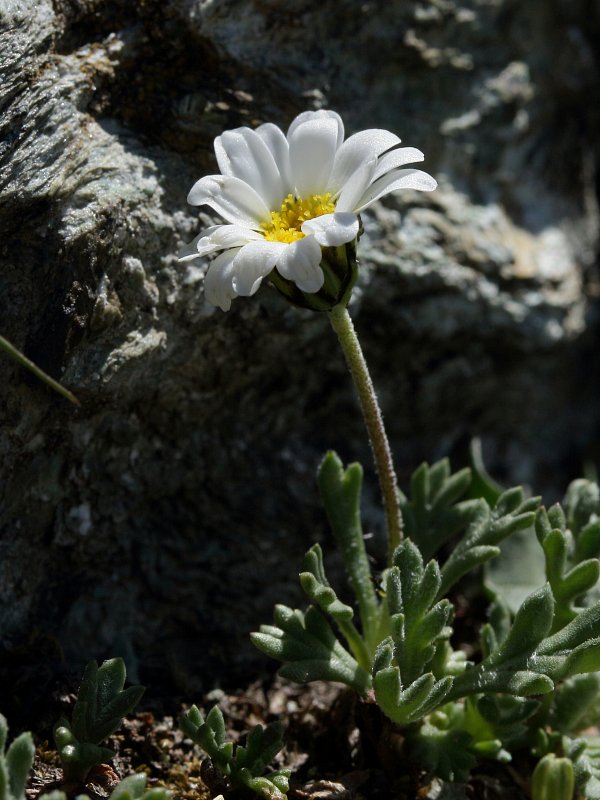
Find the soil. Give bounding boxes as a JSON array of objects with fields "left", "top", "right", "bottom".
[{"left": 25, "top": 678, "right": 528, "bottom": 800}]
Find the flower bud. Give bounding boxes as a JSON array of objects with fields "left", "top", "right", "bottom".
[{"left": 531, "top": 753, "right": 575, "bottom": 800}]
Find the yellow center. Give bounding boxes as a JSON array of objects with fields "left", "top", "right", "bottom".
[{"left": 261, "top": 193, "right": 336, "bottom": 244}]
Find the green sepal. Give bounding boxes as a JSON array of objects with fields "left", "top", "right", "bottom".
[
  {"left": 251, "top": 604, "right": 371, "bottom": 694},
  {"left": 269, "top": 240, "right": 358, "bottom": 312}
]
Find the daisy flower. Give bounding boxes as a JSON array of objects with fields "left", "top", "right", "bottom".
[{"left": 180, "top": 110, "right": 437, "bottom": 311}]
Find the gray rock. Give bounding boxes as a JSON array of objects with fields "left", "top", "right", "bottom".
[{"left": 0, "top": 0, "right": 598, "bottom": 714}]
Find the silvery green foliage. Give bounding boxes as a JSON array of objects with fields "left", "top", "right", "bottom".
[
  {"left": 402, "top": 458, "right": 540, "bottom": 596},
  {"left": 0, "top": 715, "right": 34, "bottom": 800},
  {"left": 407, "top": 695, "right": 538, "bottom": 782},
  {"left": 372, "top": 540, "right": 454, "bottom": 724},
  {"left": 54, "top": 658, "right": 144, "bottom": 783},
  {"left": 180, "top": 704, "right": 290, "bottom": 800},
  {"left": 39, "top": 773, "right": 170, "bottom": 800},
  {"left": 254, "top": 453, "right": 600, "bottom": 785}
]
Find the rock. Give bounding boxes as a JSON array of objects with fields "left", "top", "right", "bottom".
[{"left": 0, "top": 0, "right": 598, "bottom": 718}]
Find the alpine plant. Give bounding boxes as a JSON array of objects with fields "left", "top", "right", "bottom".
[{"left": 180, "top": 109, "right": 436, "bottom": 310}]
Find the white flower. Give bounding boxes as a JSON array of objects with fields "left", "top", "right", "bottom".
[{"left": 180, "top": 110, "right": 437, "bottom": 311}]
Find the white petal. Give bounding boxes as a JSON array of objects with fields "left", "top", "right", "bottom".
[
  {"left": 187, "top": 175, "right": 270, "bottom": 228},
  {"left": 201, "top": 224, "right": 262, "bottom": 254},
  {"left": 355, "top": 169, "right": 438, "bottom": 213},
  {"left": 178, "top": 226, "right": 222, "bottom": 261},
  {"left": 214, "top": 128, "right": 286, "bottom": 209},
  {"left": 335, "top": 157, "right": 377, "bottom": 212},
  {"left": 372, "top": 147, "right": 424, "bottom": 181},
  {"left": 287, "top": 110, "right": 344, "bottom": 150},
  {"left": 276, "top": 235, "right": 324, "bottom": 293},
  {"left": 288, "top": 118, "right": 339, "bottom": 198},
  {"left": 231, "top": 240, "right": 287, "bottom": 296},
  {"left": 180, "top": 224, "right": 262, "bottom": 261},
  {"left": 204, "top": 249, "right": 241, "bottom": 311},
  {"left": 328, "top": 129, "right": 401, "bottom": 192},
  {"left": 255, "top": 122, "right": 293, "bottom": 194},
  {"left": 301, "top": 212, "right": 359, "bottom": 246}
]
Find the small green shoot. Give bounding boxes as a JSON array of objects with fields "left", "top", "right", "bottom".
[
  {"left": 54, "top": 658, "right": 144, "bottom": 783},
  {"left": 180, "top": 704, "right": 290, "bottom": 800},
  {"left": 0, "top": 714, "right": 35, "bottom": 800}
]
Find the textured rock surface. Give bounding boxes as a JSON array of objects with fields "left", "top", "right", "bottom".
[{"left": 1, "top": 0, "right": 599, "bottom": 716}]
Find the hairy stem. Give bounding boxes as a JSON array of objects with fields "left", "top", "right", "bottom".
[{"left": 327, "top": 303, "right": 403, "bottom": 561}]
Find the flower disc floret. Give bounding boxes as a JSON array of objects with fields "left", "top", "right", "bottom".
[
  {"left": 180, "top": 109, "right": 437, "bottom": 311},
  {"left": 262, "top": 193, "right": 337, "bottom": 244}
]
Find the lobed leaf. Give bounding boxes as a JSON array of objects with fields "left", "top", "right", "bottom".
[
  {"left": 399, "top": 459, "right": 476, "bottom": 561},
  {"left": 180, "top": 704, "right": 289, "bottom": 799},
  {"left": 251, "top": 604, "right": 371, "bottom": 693}
]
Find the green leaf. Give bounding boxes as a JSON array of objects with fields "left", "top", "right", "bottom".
[
  {"left": 180, "top": 704, "right": 289, "bottom": 799},
  {"left": 5, "top": 734, "right": 34, "bottom": 800},
  {"left": 55, "top": 658, "right": 144, "bottom": 783},
  {"left": 399, "top": 459, "right": 476, "bottom": 561},
  {"left": 387, "top": 540, "right": 453, "bottom": 686},
  {"left": 300, "top": 545, "right": 354, "bottom": 623},
  {"left": 109, "top": 774, "right": 148, "bottom": 800},
  {"left": 485, "top": 528, "right": 547, "bottom": 614},
  {"left": 564, "top": 479, "right": 600, "bottom": 536},
  {"left": 0, "top": 715, "right": 34, "bottom": 800},
  {"left": 407, "top": 715, "right": 475, "bottom": 782},
  {"left": 468, "top": 439, "right": 503, "bottom": 505},
  {"left": 488, "top": 584, "right": 554, "bottom": 666},
  {"left": 96, "top": 659, "right": 126, "bottom": 717},
  {"left": 72, "top": 660, "right": 98, "bottom": 742},
  {"left": 240, "top": 770, "right": 291, "bottom": 800},
  {"left": 440, "top": 488, "right": 540, "bottom": 597},
  {"left": 550, "top": 674, "right": 600, "bottom": 733},
  {"left": 317, "top": 452, "right": 379, "bottom": 650}
]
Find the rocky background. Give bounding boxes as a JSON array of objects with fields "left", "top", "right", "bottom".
[{"left": 1, "top": 0, "right": 599, "bottom": 723}]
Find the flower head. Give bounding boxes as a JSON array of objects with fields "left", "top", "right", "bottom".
[{"left": 180, "top": 110, "right": 437, "bottom": 311}]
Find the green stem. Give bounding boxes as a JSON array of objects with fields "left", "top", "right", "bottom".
[
  {"left": 337, "top": 618, "right": 373, "bottom": 673},
  {"left": 0, "top": 335, "right": 80, "bottom": 406},
  {"left": 327, "top": 304, "right": 403, "bottom": 561}
]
